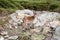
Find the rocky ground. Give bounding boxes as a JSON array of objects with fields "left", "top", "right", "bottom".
[{"left": 0, "top": 9, "right": 60, "bottom": 40}]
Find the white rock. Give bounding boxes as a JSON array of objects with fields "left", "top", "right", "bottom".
[
  {"left": 4, "top": 35, "right": 9, "bottom": 38},
  {"left": 8, "top": 36, "right": 18, "bottom": 40},
  {"left": 53, "top": 27, "right": 60, "bottom": 40},
  {"left": 33, "top": 12, "right": 60, "bottom": 27},
  {"left": 0, "top": 36, "right": 4, "bottom": 40},
  {"left": 42, "top": 27, "right": 51, "bottom": 34},
  {"left": 9, "top": 9, "right": 34, "bottom": 28},
  {"left": 10, "top": 14, "right": 19, "bottom": 22},
  {"left": 23, "top": 9, "right": 34, "bottom": 16},
  {"left": 1, "top": 31, "right": 8, "bottom": 35},
  {"left": 10, "top": 13, "right": 23, "bottom": 25},
  {"left": 49, "top": 20, "right": 60, "bottom": 28},
  {"left": 8, "top": 24, "right": 12, "bottom": 29},
  {"left": 55, "top": 27, "right": 60, "bottom": 36},
  {"left": 16, "top": 9, "right": 34, "bottom": 16}
]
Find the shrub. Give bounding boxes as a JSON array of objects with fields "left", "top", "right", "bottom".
[
  {"left": 0, "top": 0, "right": 60, "bottom": 12},
  {"left": 54, "top": 7, "right": 60, "bottom": 13},
  {"left": 0, "top": 8, "right": 16, "bottom": 16},
  {"left": 49, "top": 4, "right": 58, "bottom": 11},
  {"left": 0, "top": 8, "right": 8, "bottom": 16}
]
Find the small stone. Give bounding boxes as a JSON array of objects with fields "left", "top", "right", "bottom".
[
  {"left": 42, "top": 27, "right": 51, "bottom": 34},
  {"left": 30, "top": 28, "right": 41, "bottom": 34},
  {"left": 0, "top": 25, "right": 4, "bottom": 31},
  {"left": 4, "top": 35, "right": 9, "bottom": 38},
  {"left": 1, "top": 31, "right": 8, "bottom": 36},
  {"left": 0, "top": 36, "right": 4, "bottom": 40},
  {"left": 8, "top": 36, "right": 18, "bottom": 40}
]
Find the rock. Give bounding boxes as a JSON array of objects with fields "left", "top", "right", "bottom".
[
  {"left": 49, "top": 20, "right": 60, "bottom": 28},
  {"left": 0, "top": 25, "right": 4, "bottom": 31},
  {"left": 51, "top": 38, "right": 58, "bottom": 40},
  {"left": 1, "top": 31, "right": 8, "bottom": 36},
  {"left": 4, "top": 39, "right": 8, "bottom": 40},
  {"left": 53, "top": 27, "right": 60, "bottom": 40},
  {"left": 55, "top": 27, "right": 60, "bottom": 36},
  {"left": 10, "top": 13, "right": 17, "bottom": 22},
  {"left": 4, "top": 35, "right": 9, "bottom": 38},
  {"left": 9, "top": 9, "right": 35, "bottom": 29},
  {"left": 8, "top": 36, "right": 18, "bottom": 40},
  {"left": 30, "top": 28, "right": 41, "bottom": 34},
  {"left": 44, "top": 36, "right": 52, "bottom": 40},
  {"left": 16, "top": 9, "right": 34, "bottom": 16},
  {"left": 3, "top": 10, "right": 60, "bottom": 40},
  {"left": 31, "top": 34, "right": 45, "bottom": 40},
  {"left": 8, "top": 10, "right": 60, "bottom": 28},
  {"left": 42, "top": 27, "right": 51, "bottom": 34},
  {"left": 0, "top": 36, "right": 4, "bottom": 40},
  {"left": 33, "top": 12, "right": 60, "bottom": 27},
  {"left": 7, "top": 24, "right": 12, "bottom": 29}
]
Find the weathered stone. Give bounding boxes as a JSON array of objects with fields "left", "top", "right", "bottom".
[
  {"left": 53, "top": 27, "right": 60, "bottom": 40},
  {"left": 31, "top": 34, "right": 45, "bottom": 40},
  {"left": 8, "top": 36, "right": 18, "bottom": 40},
  {"left": 0, "top": 36, "right": 4, "bottom": 40},
  {"left": 49, "top": 20, "right": 60, "bottom": 28},
  {"left": 42, "top": 27, "right": 51, "bottom": 34},
  {"left": 30, "top": 28, "right": 41, "bottom": 34},
  {"left": 0, "top": 25, "right": 4, "bottom": 31},
  {"left": 33, "top": 12, "right": 60, "bottom": 27},
  {"left": 55, "top": 27, "right": 60, "bottom": 36},
  {"left": 16, "top": 9, "right": 34, "bottom": 16},
  {"left": 2, "top": 9, "right": 60, "bottom": 40},
  {"left": 1, "top": 31, "right": 8, "bottom": 36}
]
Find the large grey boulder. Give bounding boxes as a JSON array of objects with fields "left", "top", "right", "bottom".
[
  {"left": 33, "top": 12, "right": 60, "bottom": 27},
  {"left": 53, "top": 27, "right": 60, "bottom": 40}
]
